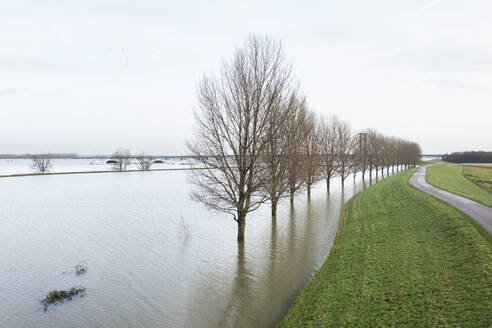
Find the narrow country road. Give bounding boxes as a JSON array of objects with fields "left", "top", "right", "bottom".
[{"left": 409, "top": 165, "right": 492, "bottom": 234}]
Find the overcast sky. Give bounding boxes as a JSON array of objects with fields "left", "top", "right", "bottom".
[{"left": 1, "top": 0, "right": 491, "bottom": 155}]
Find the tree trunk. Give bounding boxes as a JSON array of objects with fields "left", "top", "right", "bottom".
[
  {"left": 307, "top": 185, "right": 311, "bottom": 198},
  {"left": 289, "top": 183, "right": 295, "bottom": 205},
  {"left": 326, "top": 178, "right": 330, "bottom": 191},
  {"left": 237, "top": 211, "right": 246, "bottom": 242},
  {"left": 271, "top": 199, "right": 278, "bottom": 218}
]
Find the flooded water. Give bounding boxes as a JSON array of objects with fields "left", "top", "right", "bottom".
[
  {"left": 0, "top": 158, "right": 195, "bottom": 175},
  {"left": 0, "top": 169, "right": 387, "bottom": 328}
]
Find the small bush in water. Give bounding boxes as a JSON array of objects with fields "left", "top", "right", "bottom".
[
  {"left": 41, "top": 286, "right": 86, "bottom": 312},
  {"left": 75, "top": 261, "right": 88, "bottom": 275}
]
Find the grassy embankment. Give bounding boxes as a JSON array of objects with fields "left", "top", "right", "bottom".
[
  {"left": 427, "top": 163, "right": 492, "bottom": 208},
  {"left": 278, "top": 169, "right": 492, "bottom": 327},
  {"left": 463, "top": 166, "right": 492, "bottom": 192}
]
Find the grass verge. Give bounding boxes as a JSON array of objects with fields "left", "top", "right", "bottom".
[
  {"left": 427, "top": 163, "right": 492, "bottom": 208},
  {"left": 278, "top": 169, "right": 492, "bottom": 327}
]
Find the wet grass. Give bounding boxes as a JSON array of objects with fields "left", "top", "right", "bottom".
[
  {"left": 464, "top": 166, "right": 492, "bottom": 192},
  {"left": 427, "top": 163, "right": 492, "bottom": 208},
  {"left": 278, "top": 169, "right": 492, "bottom": 327}
]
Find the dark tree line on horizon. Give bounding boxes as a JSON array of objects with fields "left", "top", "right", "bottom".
[
  {"left": 187, "top": 34, "right": 422, "bottom": 243},
  {"left": 442, "top": 151, "right": 492, "bottom": 163}
]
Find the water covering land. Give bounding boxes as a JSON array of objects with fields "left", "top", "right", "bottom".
[
  {"left": 278, "top": 169, "right": 492, "bottom": 327},
  {"left": 426, "top": 163, "right": 492, "bottom": 208},
  {"left": 0, "top": 164, "right": 387, "bottom": 328},
  {"left": 0, "top": 158, "right": 195, "bottom": 176}
]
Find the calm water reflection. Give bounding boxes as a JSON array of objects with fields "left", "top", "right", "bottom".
[{"left": 0, "top": 170, "right": 388, "bottom": 328}]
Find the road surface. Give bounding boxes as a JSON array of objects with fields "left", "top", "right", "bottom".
[{"left": 409, "top": 165, "right": 492, "bottom": 234}]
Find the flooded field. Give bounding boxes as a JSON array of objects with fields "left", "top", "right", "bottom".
[{"left": 0, "top": 168, "right": 386, "bottom": 328}]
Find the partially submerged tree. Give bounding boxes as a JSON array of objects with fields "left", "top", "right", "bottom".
[
  {"left": 188, "top": 35, "right": 294, "bottom": 242},
  {"left": 136, "top": 152, "right": 154, "bottom": 170},
  {"left": 285, "top": 97, "right": 308, "bottom": 205},
  {"left": 335, "top": 119, "right": 353, "bottom": 187},
  {"left": 258, "top": 91, "right": 299, "bottom": 218},
  {"left": 352, "top": 132, "right": 369, "bottom": 180},
  {"left": 111, "top": 148, "right": 131, "bottom": 171},
  {"left": 319, "top": 116, "right": 339, "bottom": 191},
  {"left": 32, "top": 153, "right": 51, "bottom": 172},
  {"left": 302, "top": 111, "right": 322, "bottom": 197}
]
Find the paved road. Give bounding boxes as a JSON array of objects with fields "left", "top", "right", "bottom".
[{"left": 409, "top": 165, "right": 492, "bottom": 234}]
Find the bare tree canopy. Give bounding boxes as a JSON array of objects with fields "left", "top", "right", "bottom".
[
  {"left": 187, "top": 34, "right": 422, "bottom": 243},
  {"left": 319, "top": 115, "right": 339, "bottom": 191},
  {"left": 258, "top": 90, "right": 302, "bottom": 217},
  {"left": 188, "top": 34, "right": 295, "bottom": 242},
  {"left": 32, "top": 153, "right": 51, "bottom": 172},
  {"left": 302, "top": 111, "right": 323, "bottom": 196},
  {"left": 285, "top": 97, "right": 309, "bottom": 204},
  {"left": 136, "top": 152, "right": 154, "bottom": 170},
  {"left": 111, "top": 148, "right": 131, "bottom": 171},
  {"left": 335, "top": 118, "right": 353, "bottom": 186}
]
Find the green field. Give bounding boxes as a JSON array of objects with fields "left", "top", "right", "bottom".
[
  {"left": 464, "top": 166, "right": 492, "bottom": 192},
  {"left": 427, "top": 163, "right": 492, "bottom": 208},
  {"left": 278, "top": 169, "right": 492, "bottom": 327}
]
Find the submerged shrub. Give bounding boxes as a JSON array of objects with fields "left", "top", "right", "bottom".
[
  {"left": 75, "top": 261, "right": 88, "bottom": 275},
  {"left": 41, "top": 286, "right": 86, "bottom": 312}
]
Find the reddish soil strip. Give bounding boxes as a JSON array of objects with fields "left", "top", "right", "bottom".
[{"left": 461, "top": 163, "right": 492, "bottom": 169}]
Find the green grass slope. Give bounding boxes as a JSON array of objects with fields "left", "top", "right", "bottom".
[
  {"left": 427, "top": 163, "right": 492, "bottom": 208},
  {"left": 278, "top": 169, "right": 492, "bottom": 328}
]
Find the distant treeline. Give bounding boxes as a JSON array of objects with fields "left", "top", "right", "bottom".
[
  {"left": 0, "top": 153, "right": 196, "bottom": 160},
  {"left": 442, "top": 151, "right": 492, "bottom": 163},
  {"left": 0, "top": 153, "right": 79, "bottom": 159}
]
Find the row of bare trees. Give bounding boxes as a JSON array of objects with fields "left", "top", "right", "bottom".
[
  {"left": 107, "top": 149, "right": 157, "bottom": 171},
  {"left": 188, "top": 34, "right": 422, "bottom": 243},
  {"left": 30, "top": 150, "right": 156, "bottom": 172}
]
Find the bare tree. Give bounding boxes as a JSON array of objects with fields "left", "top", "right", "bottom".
[
  {"left": 319, "top": 115, "right": 339, "bottom": 191},
  {"left": 335, "top": 119, "right": 353, "bottom": 187},
  {"left": 187, "top": 35, "right": 294, "bottom": 242},
  {"left": 258, "top": 91, "right": 299, "bottom": 218},
  {"left": 352, "top": 132, "right": 369, "bottom": 180},
  {"left": 136, "top": 152, "right": 154, "bottom": 170},
  {"left": 366, "top": 129, "right": 379, "bottom": 180},
  {"left": 302, "top": 111, "right": 322, "bottom": 197},
  {"left": 32, "top": 154, "right": 51, "bottom": 172},
  {"left": 285, "top": 96, "right": 308, "bottom": 205},
  {"left": 111, "top": 148, "right": 131, "bottom": 171}
]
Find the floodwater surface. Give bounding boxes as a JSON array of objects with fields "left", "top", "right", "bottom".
[{"left": 0, "top": 169, "right": 386, "bottom": 328}]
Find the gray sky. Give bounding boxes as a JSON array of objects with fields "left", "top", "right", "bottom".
[{"left": 1, "top": 0, "right": 491, "bottom": 155}]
